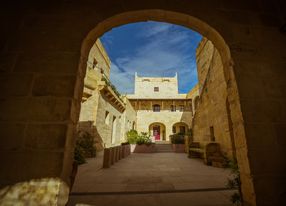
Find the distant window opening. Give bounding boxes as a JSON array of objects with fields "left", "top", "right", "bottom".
[
  {"left": 179, "top": 126, "right": 186, "bottom": 134},
  {"left": 111, "top": 116, "right": 117, "bottom": 144},
  {"left": 170, "top": 105, "right": 176, "bottom": 112},
  {"left": 210, "top": 126, "right": 215, "bottom": 141},
  {"left": 105, "top": 111, "right": 110, "bottom": 124},
  {"left": 179, "top": 105, "right": 184, "bottom": 112},
  {"left": 153, "top": 104, "right": 160, "bottom": 112},
  {"left": 172, "top": 126, "right": 176, "bottom": 133},
  {"left": 92, "top": 58, "right": 98, "bottom": 69},
  {"left": 132, "top": 121, "right": 135, "bottom": 130},
  {"left": 154, "top": 87, "right": 159, "bottom": 92},
  {"left": 142, "top": 79, "right": 150, "bottom": 82},
  {"left": 162, "top": 79, "right": 170, "bottom": 82}
]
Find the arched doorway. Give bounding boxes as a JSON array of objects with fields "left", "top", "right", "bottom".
[
  {"left": 172, "top": 122, "right": 189, "bottom": 135},
  {"left": 149, "top": 122, "right": 166, "bottom": 141}
]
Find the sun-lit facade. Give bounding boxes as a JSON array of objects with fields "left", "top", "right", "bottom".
[{"left": 127, "top": 73, "right": 199, "bottom": 141}]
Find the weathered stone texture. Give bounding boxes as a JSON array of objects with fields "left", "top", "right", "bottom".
[{"left": 192, "top": 38, "right": 234, "bottom": 157}]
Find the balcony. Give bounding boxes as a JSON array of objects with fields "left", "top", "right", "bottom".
[{"left": 98, "top": 76, "right": 125, "bottom": 113}]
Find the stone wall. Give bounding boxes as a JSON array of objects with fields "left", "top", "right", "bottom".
[
  {"left": 136, "top": 110, "right": 193, "bottom": 140},
  {"left": 192, "top": 38, "right": 234, "bottom": 158},
  {"left": 120, "top": 96, "right": 137, "bottom": 142}
]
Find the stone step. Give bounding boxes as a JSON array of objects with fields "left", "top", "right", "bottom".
[{"left": 154, "top": 144, "right": 173, "bottom": 153}]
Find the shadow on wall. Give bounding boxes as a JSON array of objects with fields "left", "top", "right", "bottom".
[{"left": 77, "top": 121, "right": 104, "bottom": 152}]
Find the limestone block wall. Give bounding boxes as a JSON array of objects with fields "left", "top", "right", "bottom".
[
  {"left": 120, "top": 96, "right": 137, "bottom": 142},
  {"left": 186, "top": 85, "right": 199, "bottom": 114},
  {"left": 192, "top": 38, "right": 234, "bottom": 158},
  {"left": 134, "top": 74, "right": 180, "bottom": 98},
  {"left": 87, "top": 39, "right": 111, "bottom": 78},
  {"left": 95, "top": 94, "right": 123, "bottom": 148},
  {"left": 136, "top": 110, "right": 192, "bottom": 140}
]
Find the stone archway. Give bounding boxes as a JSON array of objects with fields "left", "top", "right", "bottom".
[
  {"left": 75, "top": 10, "right": 253, "bottom": 204},
  {"left": 3, "top": 2, "right": 285, "bottom": 205},
  {"left": 149, "top": 122, "right": 166, "bottom": 141},
  {"left": 172, "top": 122, "right": 189, "bottom": 135}
]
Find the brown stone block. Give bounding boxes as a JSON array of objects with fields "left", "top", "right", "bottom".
[
  {"left": 0, "top": 123, "right": 25, "bottom": 150},
  {"left": 244, "top": 123, "right": 276, "bottom": 150},
  {"left": 0, "top": 74, "right": 33, "bottom": 97},
  {"left": 0, "top": 151, "right": 63, "bottom": 187},
  {"left": 0, "top": 53, "right": 18, "bottom": 73},
  {"left": 6, "top": 28, "right": 83, "bottom": 52},
  {"left": 114, "top": 147, "right": 119, "bottom": 162},
  {"left": 248, "top": 149, "right": 285, "bottom": 175},
  {"left": 103, "top": 148, "right": 111, "bottom": 168},
  {"left": 274, "top": 123, "right": 286, "bottom": 148},
  {"left": 27, "top": 97, "right": 72, "bottom": 121},
  {"left": 0, "top": 97, "right": 29, "bottom": 121},
  {"left": 253, "top": 175, "right": 286, "bottom": 205},
  {"left": 220, "top": 0, "right": 259, "bottom": 11},
  {"left": 118, "top": 146, "right": 122, "bottom": 160},
  {"left": 14, "top": 52, "right": 79, "bottom": 74},
  {"left": 24, "top": 124, "right": 67, "bottom": 150},
  {"left": 110, "top": 148, "right": 114, "bottom": 165},
  {"left": 32, "top": 75, "right": 76, "bottom": 97}
]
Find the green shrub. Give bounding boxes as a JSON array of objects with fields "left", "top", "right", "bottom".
[
  {"left": 74, "top": 144, "right": 86, "bottom": 165},
  {"left": 76, "top": 131, "right": 96, "bottom": 158},
  {"left": 136, "top": 132, "right": 152, "bottom": 145},
  {"left": 170, "top": 134, "right": 185, "bottom": 144},
  {"left": 126, "top": 129, "right": 138, "bottom": 144},
  {"left": 226, "top": 159, "right": 242, "bottom": 205}
]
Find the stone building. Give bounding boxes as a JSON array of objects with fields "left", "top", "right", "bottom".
[
  {"left": 78, "top": 39, "right": 136, "bottom": 149},
  {"left": 127, "top": 73, "right": 199, "bottom": 141},
  {"left": 1, "top": 1, "right": 286, "bottom": 205}
]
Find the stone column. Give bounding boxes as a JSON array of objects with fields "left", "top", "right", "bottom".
[{"left": 103, "top": 148, "right": 111, "bottom": 168}]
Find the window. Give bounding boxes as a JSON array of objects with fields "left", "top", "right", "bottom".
[
  {"left": 172, "top": 126, "right": 176, "bottom": 133},
  {"left": 105, "top": 111, "right": 110, "bottom": 125},
  {"left": 154, "top": 87, "right": 159, "bottom": 92},
  {"left": 179, "top": 105, "right": 184, "bottom": 112},
  {"left": 170, "top": 105, "right": 176, "bottom": 112},
  {"left": 111, "top": 116, "right": 117, "bottom": 144},
  {"left": 92, "top": 58, "right": 98, "bottom": 69},
  {"left": 153, "top": 104, "right": 160, "bottom": 112},
  {"left": 142, "top": 79, "right": 150, "bottom": 82},
  {"left": 210, "top": 126, "right": 215, "bottom": 141},
  {"left": 179, "top": 126, "right": 186, "bottom": 134},
  {"left": 132, "top": 121, "right": 135, "bottom": 130}
]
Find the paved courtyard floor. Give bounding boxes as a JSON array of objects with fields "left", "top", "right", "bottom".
[{"left": 68, "top": 153, "right": 236, "bottom": 206}]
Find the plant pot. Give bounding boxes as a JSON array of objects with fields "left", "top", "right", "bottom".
[
  {"left": 172, "top": 144, "right": 186, "bottom": 153},
  {"left": 134, "top": 144, "right": 155, "bottom": 153},
  {"left": 130, "top": 144, "right": 136, "bottom": 153}
]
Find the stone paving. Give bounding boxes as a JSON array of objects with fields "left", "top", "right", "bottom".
[{"left": 68, "top": 153, "right": 235, "bottom": 206}]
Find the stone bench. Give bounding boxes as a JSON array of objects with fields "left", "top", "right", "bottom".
[{"left": 189, "top": 141, "right": 225, "bottom": 167}]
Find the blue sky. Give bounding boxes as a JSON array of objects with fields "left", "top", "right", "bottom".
[{"left": 100, "top": 21, "right": 202, "bottom": 94}]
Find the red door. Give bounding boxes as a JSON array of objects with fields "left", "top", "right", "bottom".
[{"left": 153, "top": 126, "right": 161, "bottom": 140}]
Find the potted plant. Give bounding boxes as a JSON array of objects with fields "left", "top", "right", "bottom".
[
  {"left": 126, "top": 129, "right": 138, "bottom": 152},
  {"left": 134, "top": 132, "right": 155, "bottom": 153},
  {"left": 70, "top": 131, "right": 96, "bottom": 190},
  {"left": 170, "top": 133, "right": 186, "bottom": 153}
]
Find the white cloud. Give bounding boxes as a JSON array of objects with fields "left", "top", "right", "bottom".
[
  {"left": 109, "top": 63, "right": 134, "bottom": 94},
  {"left": 138, "top": 22, "right": 173, "bottom": 37},
  {"left": 108, "top": 22, "right": 201, "bottom": 94}
]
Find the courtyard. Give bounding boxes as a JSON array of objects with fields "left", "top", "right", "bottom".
[{"left": 69, "top": 153, "right": 235, "bottom": 206}]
